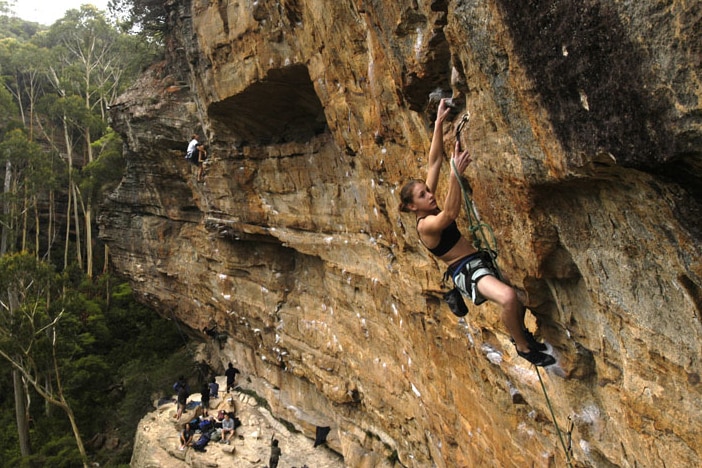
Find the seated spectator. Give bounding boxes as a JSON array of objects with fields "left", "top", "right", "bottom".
[
  {"left": 191, "top": 431, "right": 210, "bottom": 452},
  {"left": 221, "top": 413, "right": 235, "bottom": 444},
  {"left": 198, "top": 416, "right": 215, "bottom": 434},
  {"left": 179, "top": 423, "right": 194, "bottom": 450}
]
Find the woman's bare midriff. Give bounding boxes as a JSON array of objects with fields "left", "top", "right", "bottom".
[{"left": 438, "top": 237, "right": 478, "bottom": 266}]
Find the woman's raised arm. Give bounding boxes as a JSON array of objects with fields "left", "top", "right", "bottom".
[{"left": 425, "top": 98, "right": 452, "bottom": 194}]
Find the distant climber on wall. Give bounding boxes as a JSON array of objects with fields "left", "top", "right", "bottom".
[
  {"left": 185, "top": 134, "right": 199, "bottom": 160},
  {"left": 203, "top": 321, "right": 228, "bottom": 349},
  {"left": 184, "top": 134, "right": 207, "bottom": 181},
  {"left": 398, "top": 98, "right": 555, "bottom": 367},
  {"left": 186, "top": 141, "right": 207, "bottom": 181}
]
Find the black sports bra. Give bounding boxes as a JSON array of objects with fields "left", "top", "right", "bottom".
[{"left": 418, "top": 218, "right": 462, "bottom": 257}]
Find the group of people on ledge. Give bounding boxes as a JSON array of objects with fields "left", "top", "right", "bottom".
[
  {"left": 174, "top": 363, "right": 240, "bottom": 422},
  {"left": 174, "top": 367, "right": 240, "bottom": 451},
  {"left": 173, "top": 367, "right": 284, "bottom": 467}
]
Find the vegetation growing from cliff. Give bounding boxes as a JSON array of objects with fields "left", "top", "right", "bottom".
[{"left": 0, "top": 8, "right": 176, "bottom": 468}]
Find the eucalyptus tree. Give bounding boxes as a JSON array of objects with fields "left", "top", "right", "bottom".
[
  {"left": 37, "top": 5, "right": 129, "bottom": 277},
  {"left": 0, "top": 253, "right": 88, "bottom": 467},
  {"left": 0, "top": 0, "right": 14, "bottom": 16},
  {"left": 0, "top": 79, "right": 18, "bottom": 256},
  {"left": 0, "top": 39, "right": 51, "bottom": 139},
  {"left": 0, "top": 128, "right": 52, "bottom": 256},
  {"left": 109, "top": 0, "right": 170, "bottom": 39}
]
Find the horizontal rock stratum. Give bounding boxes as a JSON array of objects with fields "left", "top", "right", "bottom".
[{"left": 102, "top": 1, "right": 702, "bottom": 467}]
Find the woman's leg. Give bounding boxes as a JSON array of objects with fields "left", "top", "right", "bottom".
[
  {"left": 475, "top": 275, "right": 531, "bottom": 352},
  {"left": 477, "top": 275, "right": 554, "bottom": 365}
]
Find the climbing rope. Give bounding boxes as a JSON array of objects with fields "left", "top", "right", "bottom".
[
  {"left": 452, "top": 111, "right": 574, "bottom": 467},
  {"left": 170, "top": 308, "right": 191, "bottom": 348},
  {"left": 536, "top": 367, "right": 574, "bottom": 467}
]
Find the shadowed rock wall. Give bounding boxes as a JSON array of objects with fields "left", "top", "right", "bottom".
[{"left": 103, "top": 1, "right": 702, "bottom": 466}]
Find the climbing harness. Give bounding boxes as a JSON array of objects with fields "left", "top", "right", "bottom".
[{"left": 451, "top": 111, "right": 574, "bottom": 467}]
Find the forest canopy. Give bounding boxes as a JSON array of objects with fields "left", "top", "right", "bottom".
[{"left": 0, "top": 5, "right": 185, "bottom": 468}]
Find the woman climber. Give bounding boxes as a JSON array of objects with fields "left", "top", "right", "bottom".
[{"left": 399, "top": 98, "right": 555, "bottom": 367}]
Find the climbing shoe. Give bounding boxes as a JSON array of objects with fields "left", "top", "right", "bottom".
[
  {"left": 523, "top": 329, "right": 548, "bottom": 352},
  {"left": 511, "top": 329, "right": 548, "bottom": 352},
  {"left": 516, "top": 348, "right": 556, "bottom": 367}
]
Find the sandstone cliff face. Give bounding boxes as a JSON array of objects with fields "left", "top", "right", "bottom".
[{"left": 102, "top": 1, "right": 702, "bottom": 467}]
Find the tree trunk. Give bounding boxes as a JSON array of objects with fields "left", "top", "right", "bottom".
[
  {"left": 64, "top": 183, "right": 71, "bottom": 270},
  {"left": 47, "top": 190, "right": 55, "bottom": 263},
  {"left": 21, "top": 183, "right": 28, "bottom": 251},
  {"left": 2, "top": 160, "right": 11, "bottom": 254},
  {"left": 34, "top": 195, "right": 40, "bottom": 258},
  {"left": 85, "top": 204, "right": 92, "bottom": 278},
  {"left": 51, "top": 328, "right": 89, "bottom": 468},
  {"left": 72, "top": 182, "right": 83, "bottom": 269},
  {"left": 13, "top": 369, "right": 31, "bottom": 457},
  {"left": 0, "top": 337, "right": 89, "bottom": 468}
]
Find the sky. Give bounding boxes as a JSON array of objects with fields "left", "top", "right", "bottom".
[{"left": 13, "top": 0, "right": 111, "bottom": 26}]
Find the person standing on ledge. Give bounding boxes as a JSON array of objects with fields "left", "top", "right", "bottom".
[
  {"left": 269, "top": 436, "right": 282, "bottom": 468},
  {"left": 224, "top": 362, "right": 240, "bottom": 392},
  {"left": 200, "top": 381, "right": 210, "bottom": 417},
  {"left": 398, "top": 98, "right": 555, "bottom": 367}
]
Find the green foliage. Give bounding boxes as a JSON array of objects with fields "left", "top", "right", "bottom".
[
  {"left": 81, "top": 129, "right": 126, "bottom": 203},
  {"left": 109, "top": 0, "right": 170, "bottom": 40},
  {"left": 0, "top": 3, "right": 45, "bottom": 41},
  {"left": 0, "top": 367, "right": 21, "bottom": 463},
  {"left": 0, "top": 10, "right": 181, "bottom": 467},
  {"left": 0, "top": 255, "right": 188, "bottom": 466},
  {"left": 0, "top": 74, "right": 19, "bottom": 130},
  {"left": 26, "top": 433, "right": 84, "bottom": 468},
  {"left": 0, "top": 129, "right": 48, "bottom": 182},
  {"left": 0, "top": 252, "right": 63, "bottom": 359}
]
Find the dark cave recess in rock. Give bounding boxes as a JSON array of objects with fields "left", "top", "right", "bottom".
[{"left": 208, "top": 64, "right": 328, "bottom": 146}]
